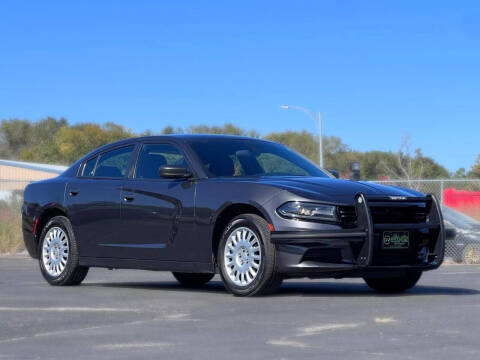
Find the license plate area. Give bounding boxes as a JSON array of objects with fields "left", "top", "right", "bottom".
[{"left": 382, "top": 231, "right": 409, "bottom": 250}]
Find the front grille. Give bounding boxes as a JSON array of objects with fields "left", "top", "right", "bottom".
[{"left": 369, "top": 203, "right": 428, "bottom": 224}]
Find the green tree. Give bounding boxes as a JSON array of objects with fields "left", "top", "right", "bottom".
[
  {"left": 0, "top": 119, "right": 32, "bottom": 158},
  {"left": 0, "top": 118, "right": 455, "bottom": 179},
  {"left": 187, "top": 123, "right": 259, "bottom": 137},
  {"left": 21, "top": 122, "right": 133, "bottom": 164},
  {"left": 470, "top": 155, "right": 480, "bottom": 178},
  {"left": 1, "top": 117, "right": 67, "bottom": 161},
  {"left": 20, "top": 117, "right": 68, "bottom": 163},
  {"left": 453, "top": 167, "right": 467, "bottom": 179}
]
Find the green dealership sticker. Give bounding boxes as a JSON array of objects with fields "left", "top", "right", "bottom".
[{"left": 382, "top": 231, "right": 410, "bottom": 249}]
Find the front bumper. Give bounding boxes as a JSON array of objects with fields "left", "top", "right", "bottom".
[{"left": 271, "top": 193, "right": 445, "bottom": 279}]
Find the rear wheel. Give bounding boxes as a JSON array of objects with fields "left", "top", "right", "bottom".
[
  {"left": 172, "top": 272, "right": 214, "bottom": 286},
  {"left": 463, "top": 244, "right": 480, "bottom": 264},
  {"left": 217, "top": 214, "right": 282, "bottom": 296},
  {"left": 363, "top": 270, "right": 422, "bottom": 293},
  {"left": 39, "top": 216, "right": 89, "bottom": 286}
]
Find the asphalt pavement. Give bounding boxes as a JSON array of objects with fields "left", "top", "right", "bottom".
[{"left": 1, "top": 255, "right": 480, "bottom": 360}]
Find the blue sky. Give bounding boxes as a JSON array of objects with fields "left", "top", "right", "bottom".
[{"left": 1, "top": 1, "right": 479, "bottom": 172}]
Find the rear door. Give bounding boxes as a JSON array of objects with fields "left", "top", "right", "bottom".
[
  {"left": 119, "top": 142, "right": 198, "bottom": 261},
  {"left": 65, "top": 144, "right": 136, "bottom": 258}
]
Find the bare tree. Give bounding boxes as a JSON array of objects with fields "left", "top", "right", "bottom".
[{"left": 380, "top": 135, "right": 424, "bottom": 189}]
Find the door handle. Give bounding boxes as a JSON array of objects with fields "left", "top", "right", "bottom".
[
  {"left": 123, "top": 195, "right": 135, "bottom": 202},
  {"left": 69, "top": 189, "right": 80, "bottom": 196}
]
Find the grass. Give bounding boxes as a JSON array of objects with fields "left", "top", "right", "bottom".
[{"left": 0, "top": 194, "right": 24, "bottom": 254}]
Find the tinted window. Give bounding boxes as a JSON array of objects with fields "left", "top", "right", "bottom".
[
  {"left": 136, "top": 143, "right": 187, "bottom": 179},
  {"left": 189, "top": 139, "right": 328, "bottom": 178},
  {"left": 94, "top": 146, "right": 134, "bottom": 178},
  {"left": 82, "top": 156, "right": 97, "bottom": 177}
]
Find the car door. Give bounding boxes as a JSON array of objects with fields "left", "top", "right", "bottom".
[
  {"left": 65, "top": 144, "right": 136, "bottom": 258},
  {"left": 119, "top": 142, "right": 198, "bottom": 261}
]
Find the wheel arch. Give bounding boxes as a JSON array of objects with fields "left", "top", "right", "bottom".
[
  {"left": 211, "top": 202, "right": 272, "bottom": 263},
  {"left": 35, "top": 205, "right": 69, "bottom": 244}
]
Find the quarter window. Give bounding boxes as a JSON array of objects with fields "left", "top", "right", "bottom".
[
  {"left": 136, "top": 144, "right": 187, "bottom": 179},
  {"left": 82, "top": 157, "right": 97, "bottom": 177},
  {"left": 94, "top": 146, "right": 135, "bottom": 178}
]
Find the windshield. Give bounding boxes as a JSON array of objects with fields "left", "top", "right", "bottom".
[{"left": 189, "top": 138, "right": 329, "bottom": 178}]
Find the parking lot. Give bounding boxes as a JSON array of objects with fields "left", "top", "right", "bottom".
[{"left": 1, "top": 256, "right": 480, "bottom": 360}]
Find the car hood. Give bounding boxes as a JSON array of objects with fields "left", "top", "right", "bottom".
[{"left": 252, "top": 177, "right": 425, "bottom": 202}]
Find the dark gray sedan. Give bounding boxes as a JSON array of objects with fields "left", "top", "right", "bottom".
[{"left": 22, "top": 135, "right": 445, "bottom": 296}]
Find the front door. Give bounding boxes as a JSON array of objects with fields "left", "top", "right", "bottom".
[{"left": 119, "top": 143, "right": 197, "bottom": 261}]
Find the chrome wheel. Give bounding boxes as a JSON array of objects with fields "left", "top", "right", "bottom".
[
  {"left": 223, "top": 227, "right": 262, "bottom": 286},
  {"left": 42, "top": 227, "right": 69, "bottom": 277}
]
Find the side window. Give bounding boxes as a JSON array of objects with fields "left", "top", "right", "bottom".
[
  {"left": 136, "top": 144, "right": 187, "bottom": 179},
  {"left": 94, "top": 146, "right": 135, "bottom": 178},
  {"left": 82, "top": 156, "right": 97, "bottom": 177}
]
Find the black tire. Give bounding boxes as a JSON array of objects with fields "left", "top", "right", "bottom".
[
  {"left": 363, "top": 270, "right": 422, "bottom": 293},
  {"left": 38, "top": 216, "right": 89, "bottom": 286},
  {"left": 217, "top": 214, "right": 282, "bottom": 296},
  {"left": 462, "top": 244, "right": 480, "bottom": 265},
  {"left": 172, "top": 272, "right": 215, "bottom": 286}
]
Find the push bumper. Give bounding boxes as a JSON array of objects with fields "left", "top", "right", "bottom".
[{"left": 270, "top": 193, "right": 445, "bottom": 278}]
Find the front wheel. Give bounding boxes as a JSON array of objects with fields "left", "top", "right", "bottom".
[
  {"left": 217, "top": 214, "right": 282, "bottom": 296},
  {"left": 363, "top": 270, "right": 422, "bottom": 293}
]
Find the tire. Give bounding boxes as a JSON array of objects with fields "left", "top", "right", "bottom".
[
  {"left": 38, "top": 216, "right": 89, "bottom": 286},
  {"left": 363, "top": 270, "right": 422, "bottom": 293},
  {"left": 172, "top": 272, "right": 215, "bottom": 286},
  {"left": 462, "top": 244, "right": 480, "bottom": 264},
  {"left": 217, "top": 214, "right": 282, "bottom": 296}
]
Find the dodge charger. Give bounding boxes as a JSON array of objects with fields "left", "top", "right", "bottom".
[{"left": 22, "top": 135, "right": 445, "bottom": 296}]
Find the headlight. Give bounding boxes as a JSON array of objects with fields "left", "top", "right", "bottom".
[{"left": 277, "top": 202, "right": 338, "bottom": 221}]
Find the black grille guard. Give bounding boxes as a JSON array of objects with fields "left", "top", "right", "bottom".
[{"left": 270, "top": 193, "right": 445, "bottom": 269}]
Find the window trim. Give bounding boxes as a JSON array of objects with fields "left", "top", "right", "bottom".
[
  {"left": 79, "top": 155, "right": 99, "bottom": 177},
  {"left": 131, "top": 142, "right": 194, "bottom": 181},
  {"left": 77, "top": 144, "right": 137, "bottom": 180}
]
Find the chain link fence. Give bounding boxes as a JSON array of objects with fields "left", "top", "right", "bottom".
[{"left": 372, "top": 179, "right": 480, "bottom": 264}]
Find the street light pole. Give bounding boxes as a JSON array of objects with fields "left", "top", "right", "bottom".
[
  {"left": 280, "top": 105, "right": 324, "bottom": 168},
  {"left": 317, "top": 111, "right": 323, "bottom": 169}
]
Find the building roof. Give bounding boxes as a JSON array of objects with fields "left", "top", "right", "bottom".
[{"left": 0, "top": 159, "right": 68, "bottom": 174}]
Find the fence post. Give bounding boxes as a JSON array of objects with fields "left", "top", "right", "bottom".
[{"left": 440, "top": 180, "right": 444, "bottom": 205}]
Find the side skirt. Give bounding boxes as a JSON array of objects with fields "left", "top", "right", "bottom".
[{"left": 79, "top": 257, "right": 215, "bottom": 273}]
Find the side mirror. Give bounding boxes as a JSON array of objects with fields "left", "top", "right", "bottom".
[
  {"left": 327, "top": 169, "right": 340, "bottom": 178},
  {"left": 158, "top": 166, "right": 192, "bottom": 179}
]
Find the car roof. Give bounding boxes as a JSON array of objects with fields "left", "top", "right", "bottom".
[
  {"left": 139, "top": 134, "right": 267, "bottom": 141},
  {"left": 98, "top": 134, "right": 272, "bottom": 149}
]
